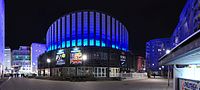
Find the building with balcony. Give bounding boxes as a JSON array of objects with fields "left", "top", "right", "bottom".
[{"left": 38, "top": 10, "right": 134, "bottom": 79}]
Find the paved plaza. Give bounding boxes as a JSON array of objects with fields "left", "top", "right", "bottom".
[{"left": 0, "top": 78, "right": 173, "bottom": 90}]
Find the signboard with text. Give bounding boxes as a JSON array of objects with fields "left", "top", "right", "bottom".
[{"left": 179, "top": 78, "right": 200, "bottom": 90}]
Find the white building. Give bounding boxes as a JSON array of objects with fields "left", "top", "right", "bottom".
[
  {"left": 31, "top": 43, "right": 46, "bottom": 74},
  {"left": 4, "top": 47, "right": 11, "bottom": 73},
  {"left": 12, "top": 46, "right": 31, "bottom": 74}
]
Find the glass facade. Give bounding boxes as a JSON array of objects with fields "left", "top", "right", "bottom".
[{"left": 46, "top": 11, "right": 129, "bottom": 51}]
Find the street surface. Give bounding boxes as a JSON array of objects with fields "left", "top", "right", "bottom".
[{"left": 0, "top": 78, "right": 173, "bottom": 90}]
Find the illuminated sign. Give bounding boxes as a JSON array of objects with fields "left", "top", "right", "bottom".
[
  {"left": 70, "top": 47, "right": 82, "bottom": 64},
  {"left": 120, "top": 55, "right": 126, "bottom": 66},
  {"left": 179, "top": 78, "right": 200, "bottom": 90},
  {"left": 56, "top": 49, "right": 66, "bottom": 65}
]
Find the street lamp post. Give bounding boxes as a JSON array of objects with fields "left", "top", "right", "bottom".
[{"left": 47, "top": 58, "right": 51, "bottom": 77}]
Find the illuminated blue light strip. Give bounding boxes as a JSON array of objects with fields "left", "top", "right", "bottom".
[
  {"left": 83, "top": 39, "right": 88, "bottom": 46},
  {"left": 58, "top": 19, "right": 61, "bottom": 49},
  {"left": 72, "top": 13, "right": 76, "bottom": 46},
  {"left": 112, "top": 45, "right": 115, "bottom": 48},
  {"left": 47, "top": 11, "right": 129, "bottom": 52},
  {"left": 96, "top": 40, "right": 100, "bottom": 46},
  {"left": 77, "top": 39, "right": 82, "bottom": 46},
  {"left": 54, "top": 22, "right": 57, "bottom": 50},
  {"left": 112, "top": 18, "right": 115, "bottom": 48},
  {"left": 66, "top": 41, "right": 70, "bottom": 47},
  {"left": 66, "top": 15, "right": 70, "bottom": 47},
  {"left": 102, "top": 42, "right": 105, "bottom": 47},
  {"left": 96, "top": 12, "right": 100, "bottom": 46},
  {"left": 107, "top": 15, "right": 111, "bottom": 47},
  {"left": 90, "top": 12, "right": 94, "bottom": 46},
  {"left": 62, "top": 17, "right": 65, "bottom": 48},
  {"left": 90, "top": 39, "right": 94, "bottom": 46},
  {"left": 72, "top": 40, "right": 76, "bottom": 47},
  {"left": 83, "top": 12, "right": 88, "bottom": 46},
  {"left": 102, "top": 14, "right": 106, "bottom": 47}
]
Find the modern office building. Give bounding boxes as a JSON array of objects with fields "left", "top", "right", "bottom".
[
  {"left": 4, "top": 47, "right": 11, "bottom": 74},
  {"left": 0, "top": 0, "right": 5, "bottom": 76},
  {"left": 38, "top": 10, "right": 134, "bottom": 79},
  {"left": 12, "top": 46, "right": 31, "bottom": 74},
  {"left": 146, "top": 38, "right": 171, "bottom": 72},
  {"left": 31, "top": 43, "right": 46, "bottom": 74}
]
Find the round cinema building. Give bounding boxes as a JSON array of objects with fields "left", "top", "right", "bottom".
[{"left": 38, "top": 10, "right": 134, "bottom": 79}]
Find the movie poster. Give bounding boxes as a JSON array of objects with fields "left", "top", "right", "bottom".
[{"left": 70, "top": 48, "right": 82, "bottom": 64}]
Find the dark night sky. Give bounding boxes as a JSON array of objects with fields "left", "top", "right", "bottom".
[{"left": 5, "top": 0, "right": 187, "bottom": 56}]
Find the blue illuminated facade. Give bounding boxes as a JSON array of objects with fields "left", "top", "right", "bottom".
[
  {"left": 31, "top": 43, "right": 46, "bottom": 74},
  {"left": 171, "top": 0, "right": 200, "bottom": 48},
  {"left": 146, "top": 38, "right": 171, "bottom": 71},
  {"left": 0, "top": 0, "right": 4, "bottom": 72},
  {"left": 46, "top": 11, "right": 129, "bottom": 52}
]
